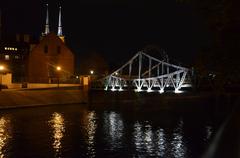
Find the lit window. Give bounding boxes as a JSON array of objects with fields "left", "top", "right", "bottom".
[
  {"left": 5, "top": 55, "right": 10, "bottom": 60},
  {"left": 15, "top": 55, "right": 20, "bottom": 59}
]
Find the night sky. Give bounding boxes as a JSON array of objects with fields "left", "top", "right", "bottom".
[{"left": 0, "top": 0, "right": 208, "bottom": 71}]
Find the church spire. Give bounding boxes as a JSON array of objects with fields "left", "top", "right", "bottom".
[
  {"left": 57, "top": 4, "right": 65, "bottom": 42},
  {"left": 44, "top": 3, "right": 50, "bottom": 35},
  {"left": 57, "top": 5, "right": 62, "bottom": 36}
]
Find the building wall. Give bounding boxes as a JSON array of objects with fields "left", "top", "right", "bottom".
[
  {"left": 28, "top": 33, "right": 74, "bottom": 83},
  {"left": 0, "top": 38, "right": 30, "bottom": 82},
  {"left": 1, "top": 73, "right": 12, "bottom": 85}
]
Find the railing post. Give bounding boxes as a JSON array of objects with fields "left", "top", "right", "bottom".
[
  {"left": 138, "top": 52, "right": 142, "bottom": 80},
  {"left": 129, "top": 62, "right": 132, "bottom": 78},
  {"left": 149, "top": 58, "right": 151, "bottom": 78}
]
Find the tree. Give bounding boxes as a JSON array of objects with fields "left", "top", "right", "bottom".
[{"left": 79, "top": 52, "right": 109, "bottom": 77}]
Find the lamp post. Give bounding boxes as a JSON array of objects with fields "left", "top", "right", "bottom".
[
  {"left": 0, "top": 65, "right": 5, "bottom": 91},
  {"left": 56, "top": 66, "right": 61, "bottom": 88},
  {"left": 90, "top": 70, "right": 94, "bottom": 75}
]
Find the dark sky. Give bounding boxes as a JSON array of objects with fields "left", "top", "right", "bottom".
[{"left": 0, "top": 0, "right": 207, "bottom": 71}]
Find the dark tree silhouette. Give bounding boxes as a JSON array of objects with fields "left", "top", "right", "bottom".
[{"left": 79, "top": 51, "right": 109, "bottom": 77}]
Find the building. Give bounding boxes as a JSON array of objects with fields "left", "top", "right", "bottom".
[
  {"left": 28, "top": 32, "right": 74, "bottom": 83},
  {"left": 0, "top": 34, "right": 31, "bottom": 82},
  {"left": 28, "top": 4, "right": 74, "bottom": 83}
]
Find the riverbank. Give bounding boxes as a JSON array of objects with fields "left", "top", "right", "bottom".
[
  {"left": 0, "top": 88, "right": 238, "bottom": 113},
  {"left": 0, "top": 88, "right": 88, "bottom": 109}
]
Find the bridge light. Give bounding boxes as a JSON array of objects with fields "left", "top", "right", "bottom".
[
  {"left": 135, "top": 87, "right": 142, "bottom": 92},
  {"left": 147, "top": 88, "right": 153, "bottom": 93},
  {"left": 174, "top": 88, "right": 183, "bottom": 94},
  {"left": 111, "top": 87, "right": 116, "bottom": 91},
  {"left": 119, "top": 87, "right": 123, "bottom": 91},
  {"left": 159, "top": 89, "right": 164, "bottom": 94}
]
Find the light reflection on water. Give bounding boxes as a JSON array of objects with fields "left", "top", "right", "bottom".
[
  {"left": 156, "top": 128, "right": 166, "bottom": 157},
  {"left": 171, "top": 119, "right": 186, "bottom": 158},
  {"left": 0, "top": 117, "right": 11, "bottom": 158},
  {"left": 49, "top": 112, "right": 65, "bottom": 157},
  {"left": 103, "top": 111, "right": 124, "bottom": 150},
  {"left": 0, "top": 105, "right": 216, "bottom": 158},
  {"left": 205, "top": 126, "right": 213, "bottom": 141},
  {"left": 134, "top": 122, "right": 167, "bottom": 157},
  {"left": 133, "top": 119, "right": 188, "bottom": 158},
  {"left": 86, "top": 111, "right": 97, "bottom": 158}
]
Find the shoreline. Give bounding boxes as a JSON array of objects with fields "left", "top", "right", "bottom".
[
  {"left": 0, "top": 89, "right": 88, "bottom": 110},
  {"left": 0, "top": 88, "right": 238, "bottom": 111}
]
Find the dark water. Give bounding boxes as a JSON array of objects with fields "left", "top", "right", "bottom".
[{"left": 0, "top": 102, "right": 219, "bottom": 158}]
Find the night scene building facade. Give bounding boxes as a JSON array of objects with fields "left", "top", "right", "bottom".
[
  {"left": 0, "top": 34, "right": 31, "bottom": 82},
  {"left": 28, "top": 4, "right": 74, "bottom": 83}
]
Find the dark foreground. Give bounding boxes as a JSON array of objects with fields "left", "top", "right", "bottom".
[{"left": 0, "top": 92, "right": 230, "bottom": 158}]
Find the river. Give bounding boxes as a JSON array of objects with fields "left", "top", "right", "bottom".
[{"left": 0, "top": 100, "right": 220, "bottom": 158}]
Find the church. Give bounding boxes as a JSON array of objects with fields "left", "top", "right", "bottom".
[{"left": 28, "top": 4, "right": 74, "bottom": 83}]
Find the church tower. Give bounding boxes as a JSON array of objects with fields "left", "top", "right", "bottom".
[
  {"left": 42, "top": 4, "right": 50, "bottom": 37},
  {"left": 57, "top": 5, "right": 65, "bottom": 42}
]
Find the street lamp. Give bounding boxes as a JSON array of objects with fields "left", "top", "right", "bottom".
[
  {"left": 0, "top": 66, "right": 4, "bottom": 71},
  {"left": 57, "top": 66, "right": 61, "bottom": 71},
  {"left": 90, "top": 70, "right": 94, "bottom": 75},
  {"left": 56, "top": 66, "right": 61, "bottom": 88},
  {"left": 0, "top": 65, "right": 5, "bottom": 91}
]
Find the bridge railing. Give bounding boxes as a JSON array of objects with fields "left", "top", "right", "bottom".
[{"left": 102, "top": 51, "right": 191, "bottom": 93}]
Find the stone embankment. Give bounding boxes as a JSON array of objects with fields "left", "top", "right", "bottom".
[{"left": 0, "top": 89, "right": 88, "bottom": 109}]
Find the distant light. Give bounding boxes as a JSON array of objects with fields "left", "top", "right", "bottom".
[
  {"left": 5, "top": 55, "right": 10, "bottom": 60},
  {"left": 0, "top": 65, "right": 4, "bottom": 71},
  {"left": 90, "top": 70, "right": 94, "bottom": 75},
  {"left": 76, "top": 76, "right": 79, "bottom": 79},
  {"left": 56, "top": 66, "right": 61, "bottom": 71},
  {"left": 115, "top": 72, "right": 118, "bottom": 75}
]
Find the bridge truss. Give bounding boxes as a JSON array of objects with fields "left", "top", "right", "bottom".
[{"left": 104, "top": 51, "right": 190, "bottom": 93}]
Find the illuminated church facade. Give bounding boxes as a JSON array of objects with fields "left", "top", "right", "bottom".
[{"left": 28, "top": 4, "right": 74, "bottom": 83}]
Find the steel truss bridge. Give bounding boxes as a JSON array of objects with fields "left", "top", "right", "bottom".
[{"left": 103, "top": 51, "right": 191, "bottom": 93}]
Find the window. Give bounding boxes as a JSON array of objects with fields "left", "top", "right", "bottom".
[
  {"left": 44, "top": 45, "right": 48, "bottom": 53},
  {"left": 15, "top": 55, "right": 20, "bottom": 59},
  {"left": 5, "top": 55, "right": 10, "bottom": 60},
  {"left": 57, "top": 46, "right": 61, "bottom": 54}
]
